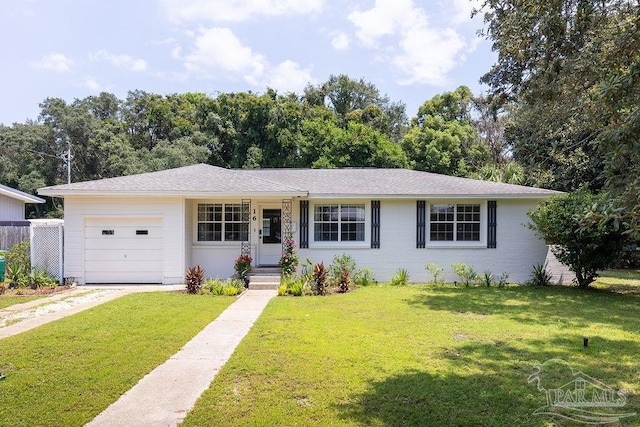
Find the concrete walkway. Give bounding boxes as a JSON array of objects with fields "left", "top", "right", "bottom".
[{"left": 87, "top": 289, "right": 277, "bottom": 427}]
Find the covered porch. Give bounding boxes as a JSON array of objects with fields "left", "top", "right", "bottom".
[{"left": 186, "top": 197, "right": 297, "bottom": 279}]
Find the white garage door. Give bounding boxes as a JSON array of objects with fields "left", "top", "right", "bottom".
[{"left": 84, "top": 217, "right": 163, "bottom": 283}]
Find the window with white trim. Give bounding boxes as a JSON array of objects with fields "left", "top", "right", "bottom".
[
  {"left": 197, "top": 203, "right": 248, "bottom": 242},
  {"left": 314, "top": 204, "right": 365, "bottom": 242},
  {"left": 197, "top": 204, "right": 222, "bottom": 241},
  {"left": 429, "top": 204, "right": 480, "bottom": 242}
]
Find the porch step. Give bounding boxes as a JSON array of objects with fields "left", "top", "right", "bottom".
[{"left": 247, "top": 271, "right": 281, "bottom": 290}]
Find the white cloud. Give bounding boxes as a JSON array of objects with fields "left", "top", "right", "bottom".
[
  {"left": 348, "top": 0, "right": 426, "bottom": 48},
  {"left": 450, "top": 0, "right": 483, "bottom": 25},
  {"left": 330, "top": 32, "right": 350, "bottom": 51},
  {"left": 265, "top": 60, "right": 314, "bottom": 93},
  {"left": 163, "top": 0, "right": 323, "bottom": 22},
  {"left": 347, "top": 0, "right": 470, "bottom": 86},
  {"left": 184, "top": 27, "right": 267, "bottom": 85},
  {"left": 181, "top": 27, "right": 314, "bottom": 91},
  {"left": 91, "top": 50, "right": 147, "bottom": 72},
  {"left": 33, "top": 52, "right": 73, "bottom": 72},
  {"left": 81, "top": 76, "right": 103, "bottom": 92},
  {"left": 394, "top": 27, "right": 465, "bottom": 86}
]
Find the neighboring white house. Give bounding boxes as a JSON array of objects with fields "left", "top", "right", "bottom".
[
  {"left": 38, "top": 164, "right": 562, "bottom": 285},
  {"left": 0, "top": 184, "right": 44, "bottom": 221},
  {"left": 0, "top": 184, "right": 45, "bottom": 250}
]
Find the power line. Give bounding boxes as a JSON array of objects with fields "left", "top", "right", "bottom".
[{"left": 0, "top": 139, "right": 73, "bottom": 183}]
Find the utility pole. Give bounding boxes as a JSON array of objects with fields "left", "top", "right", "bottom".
[{"left": 59, "top": 137, "right": 73, "bottom": 184}]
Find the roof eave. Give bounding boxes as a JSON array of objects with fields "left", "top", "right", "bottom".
[
  {"left": 0, "top": 189, "right": 45, "bottom": 203},
  {"left": 38, "top": 189, "right": 308, "bottom": 198},
  {"left": 306, "top": 193, "right": 560, "bottom": 199}
]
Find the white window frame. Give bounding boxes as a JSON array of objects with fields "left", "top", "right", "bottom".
[
  {"left": 311, "top": 201, "right": 369, "bottom": 248},
  {"left": 195, "top": 202, "right": 248, "bottom": 244},
  {"left": 426, "top": 201, "right": 486, "bottom": 248}
]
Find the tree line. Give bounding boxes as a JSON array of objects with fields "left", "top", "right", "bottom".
[{"left": 1, "top": 76, "right": 516, "bottom": 217}]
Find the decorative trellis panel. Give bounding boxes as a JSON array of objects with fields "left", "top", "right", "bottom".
[
  {"left": 281, "top": 199, "right": 292, "bottom": 252},
  {"left": 30, "top": 221, "right": 64, "bottom": 283},
  {"left": 241, "top": 199, "right": 251, "bottom": 258}
]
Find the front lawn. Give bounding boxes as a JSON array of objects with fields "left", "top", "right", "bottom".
[
  {"left": 183, "top": 284, "right": 640, "bottom": 426},
  {"left": 0, "top": 295, "right": 42, "bottom": 310},
  {"left": 0, "top": 292, "right": 234, "bottom": 427}
]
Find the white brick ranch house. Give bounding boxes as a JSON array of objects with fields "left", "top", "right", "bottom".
[{"left": 38, "top": 164, "right": 562, "bottom": 285}]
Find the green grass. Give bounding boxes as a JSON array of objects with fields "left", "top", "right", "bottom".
[
  {"left": 600, "top": 269, "right": 640, "bottom": 281},
  {"left": 0, "top": 295, "right": 42, "bottom": 310},
  {"left": 0, "top": 292, "right": 234, "bottom": 427},
  {"left": 183, "top": 284, "right": 640, "bottom": 426}
]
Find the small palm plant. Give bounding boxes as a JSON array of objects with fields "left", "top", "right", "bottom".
[
  {"left": 185, "top": 265, "right": 205, "bottom": 294},
  {"left": 337, "top": 269, "right": 350, "bottom": 293},
  {"left": 312, "top": 262, "right": 328, "bottom": 296}
]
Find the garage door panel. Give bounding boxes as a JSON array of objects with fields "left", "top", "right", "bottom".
[
  {"left": 84, "top": 225, "right": 162, "bottom": 239},
  {"left": 84, "top": 217, "right": 164, "bottom": 284},
  {"left": 85, "top": 271, "right": 163, "bottom": 284},
  {"left": 84, "top": 238, "right": 161, "bottom": 251},
  {"left": 84, "top": 249, "right": 163, "bottom": 262},
  {"left": 85, "top": 260, "right": 163, "bottom": 272}
]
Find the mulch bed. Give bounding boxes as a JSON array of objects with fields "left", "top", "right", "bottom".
[{"left": 0, "top": 284, "right": 74, "bottom": 297}]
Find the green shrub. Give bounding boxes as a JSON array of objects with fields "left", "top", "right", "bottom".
[
  {"left": 497, "top": 272, "right": 510, "bottom": 288},
  {"left": 312, "top": 262, "right": 328, "bottom": 296},
  {"left": 353, "top": 267, "right": 376, "bottom": 286},
  {"left": 5, "top": 241, "right": 30, "bottom": 287},
  {"left": 390, "top": 268, "right": 410, "bottom": 286},
  {"left": 451, "top": 262, "right": 477, "bottom": 287},
  {"left": 288, "top": 280, "right": 304, "bottom": 296},
  {"left": 5, "top": 261, "right": 26, "bottom": 287},
  {"left": 205, "top": 278, "right": 244, "bottom": 296},
  {"left": 30, "top": 269, "right": 57, "bottom": 289},
  {"left": 277, "top": 283, "right": 288, "bottom": 296},
  {"left": 278, "top": 276, "right": 306, "bottom": 297},
  {"left": 328, "top": 253, "right": 356, "bottom": 285},
  {"left": 204, "top": 278, "right": 224, "bottom": 295},
  {"left": 528, "top": 263, "right": 553, "bottom": 286},
  {"left": 528, "top": 189, "right": 628, "bottom": 287},
  {"left": 480, "top": 270, "right": 493, "bottom": 287},
  {"left": 300, "top": 258, "right": 314, "bottom": 283},
  {"left": 223, "top": 285, "right": 240, "bottom": 296},
  {"left": 425, "top": 263, "right": 444, "bottom": 285},
  {"left": 185, "top": 265, "right": 205, "bottom": 294}
]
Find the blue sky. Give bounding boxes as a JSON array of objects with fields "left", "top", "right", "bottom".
[{"left": 1, "top": 0, "right": 496, "bottom": 125}]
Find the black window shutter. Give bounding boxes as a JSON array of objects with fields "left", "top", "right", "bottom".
[
  {"left": 371, "top": 200, "right": 381, "bottom": 249},
  {"left": 487, "top": 200, "right": 497, "bottom": 249},
  {"left": 300, "top": 200, "right": 309, "bottom": 248},
  {"left": 417, "top": 200, "right": 426, "bottom": 248}
]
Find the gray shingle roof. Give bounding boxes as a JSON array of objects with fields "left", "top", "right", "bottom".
[
  {"left": 0, "top": 184, "right": 45, "bottom": 203},
  {"left": 38, "top": 164, "right": 305, "bottom": 197},
  {"left": 38, "top": 163, "right": 560, "bottom": 198},
  {"left": 245, "top": 168, "right": 560, "bottom": 198}
]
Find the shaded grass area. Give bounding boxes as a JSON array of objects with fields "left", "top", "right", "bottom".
[
  {"left": 600, "top": 269, "right": 640, "bottom": 281},
  {"left": 183, "top": 285, "right": 640, "bottom": 426},
  {"left": 0, "top": 292, "right": 234, "bottom": 427}
]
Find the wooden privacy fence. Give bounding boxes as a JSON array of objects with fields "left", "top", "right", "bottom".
[{"left": 0, "top": 221, "right": 30, "bottom": 250}]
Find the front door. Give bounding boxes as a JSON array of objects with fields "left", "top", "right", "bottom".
[{"left": 259, "top": 207, "right": 281, "bottom": 266}]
